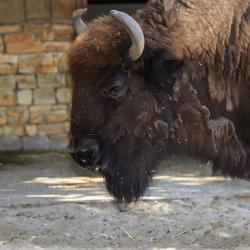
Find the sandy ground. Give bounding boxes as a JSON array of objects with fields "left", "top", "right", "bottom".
[{"left": 0, "top": 153, "right": 249, "bottom": 250}]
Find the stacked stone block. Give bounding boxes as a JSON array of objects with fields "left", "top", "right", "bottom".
[{"left": 0, "top": 0, "right": 82, "bottom": 151}]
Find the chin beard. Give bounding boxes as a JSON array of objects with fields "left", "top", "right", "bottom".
[{"left": 100, "top": 136, "right": 157, "bottom": 203}]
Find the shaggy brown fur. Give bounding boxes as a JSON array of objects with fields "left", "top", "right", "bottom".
[{"left": 69, "top": 0, "right": 250, "bottom": 203}]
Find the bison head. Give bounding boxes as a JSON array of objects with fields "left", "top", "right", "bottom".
[
  {"left": 68, "top": 9, "right": 183, "bottom": 203},
  {"left": 68, "top": 0, "right": 250, "bottom": 202}
]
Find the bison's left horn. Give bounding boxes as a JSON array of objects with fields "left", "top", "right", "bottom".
[
  {"left": 73, "top": 8, "right": 87, "bottom": 35},
  {"left": 110, "top": 10, "right": 145, "bottom": 61}
]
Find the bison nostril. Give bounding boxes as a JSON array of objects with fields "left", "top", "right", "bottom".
[
  {"left": 76, "top": 148, "right": 96, "bottom": 165},
  {"left": 71, "top": 138, "right": 100, "bottom": 168}
]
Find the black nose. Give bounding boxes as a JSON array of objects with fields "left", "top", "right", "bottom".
[{"left": 71, "top": 139, "right": 100, "bottom": 168}]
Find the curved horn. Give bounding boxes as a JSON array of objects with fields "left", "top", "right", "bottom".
[
  {"left": 110, "top": 10, "right": 145, "bottom": 61},
  {"left": 73, "top": 8, "right": 87, "bottom": 35}
]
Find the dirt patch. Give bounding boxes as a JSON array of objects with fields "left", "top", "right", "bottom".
[{"left": 0, "top": 153, "right": 249, "bottom": 249}]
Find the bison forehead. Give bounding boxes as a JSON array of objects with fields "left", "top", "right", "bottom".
[{"left": 68, "top": 18, "right": 132, "bottom": 82}]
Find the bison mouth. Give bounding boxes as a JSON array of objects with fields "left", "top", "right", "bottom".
[{"left": 71, "top": 135, "right": 156, "bottom": 203}]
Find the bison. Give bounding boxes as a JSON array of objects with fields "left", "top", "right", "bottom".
[{"left": 69, "top": 0, "right": 250, "bottom": 203}]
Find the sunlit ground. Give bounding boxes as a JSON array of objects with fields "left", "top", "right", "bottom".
[
  {"left": 20, "top": 174, "right": 229, "bottom": 202},
  {"left": 0, "top": 153, "right": 249, "bottom": 249}
]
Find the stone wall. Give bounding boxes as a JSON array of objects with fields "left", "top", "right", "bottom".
[{"left": 0, "top": 0, "right": 83, "bottom": 151}]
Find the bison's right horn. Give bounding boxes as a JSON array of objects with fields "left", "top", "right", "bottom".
[
  {"left": 110, "top": 10, "right": 145, "bottom": 61},
  {"left": 73, "top": 8, "right": 87, "bottom": 35}
]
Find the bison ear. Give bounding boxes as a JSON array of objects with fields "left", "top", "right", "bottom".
[{"left": 144, "top": 56, "right": 184, "bottom": 89}]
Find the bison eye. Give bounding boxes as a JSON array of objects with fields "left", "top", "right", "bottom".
[
  {"left": 109, "top": 86, "right": 121, "bottom": 97},
  {"left": 101, "top": 82, "right": 128, "bottom": 101}
]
